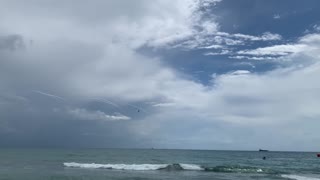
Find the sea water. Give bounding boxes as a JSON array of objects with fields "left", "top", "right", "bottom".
[{"left": 0, "top": 148, "right": 319, "bottom": 180}]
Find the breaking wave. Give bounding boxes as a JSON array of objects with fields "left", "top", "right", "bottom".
[
  {"left": 203, "top": 165, "right": 263, "bottom": 173},
  {"left": 63, "top": 162, "right": 264, "bottom": 173},
  {"left": 64, "top": 162, "right": 169, "bottom": 171}
]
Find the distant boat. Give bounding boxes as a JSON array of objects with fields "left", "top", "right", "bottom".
[
  {"left": 317, "top": 153, "right": 320, "bottom": 157},
  {"left": 259, "top": 149, "right": 269, "bottom": 152}
]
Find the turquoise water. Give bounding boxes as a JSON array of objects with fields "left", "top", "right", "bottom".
[{"left": 0, "top": 149, "right": 319, "bottom": 180}]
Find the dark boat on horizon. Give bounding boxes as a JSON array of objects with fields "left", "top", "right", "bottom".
[{"left": 259, "top": 149, "right": 269, "bottom": 152}]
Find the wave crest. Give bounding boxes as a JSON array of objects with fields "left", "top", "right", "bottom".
[
  {"left": 63, "top": 162, "right": 168, "bottom": 170},
  {"left": 204, "top": 165, "right": 263, "bottom": 173},
  {"left": 64, "top": 162, "right": 266, "bottom": 173},
  {"left": 64, "top": 162, "right": 203, "bottom": 171}
]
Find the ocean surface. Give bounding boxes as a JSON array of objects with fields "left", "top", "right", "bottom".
[{"left": 0, "top": 149, "right": 319, "bottom": 180}]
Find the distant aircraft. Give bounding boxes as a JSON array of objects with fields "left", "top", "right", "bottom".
[{"left": 127, "top": 104, "right": 146, "bottom": 113}]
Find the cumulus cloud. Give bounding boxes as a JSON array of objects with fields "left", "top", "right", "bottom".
[
  {"left": 130, "top": 59, "right": 320, "bottom": 150},
  {"left": 0, "top": 0, "right": 223, "bottom": 50},
  {"left": 128, "top": 33, "right": 320, "bottom": 150},
  {"left": 1, "top": 0, "right": 320, "bottom": 150}
]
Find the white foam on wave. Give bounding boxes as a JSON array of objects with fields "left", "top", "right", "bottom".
[
  {"left": 179, "top": 163, "right": 204, "bottom": 171},
  {"left": 63, "top": 162, "right": 205, "bottom": 171},
  {"left": 64, "top": 162, "right": 168, "bottom": 170},
  {"left": 281, "top": 175, "right": 320, "bottom": 180}
]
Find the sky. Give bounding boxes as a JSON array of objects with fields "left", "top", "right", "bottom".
[{"left": 1, "top": 0, "right": 320, "bottom": 151}]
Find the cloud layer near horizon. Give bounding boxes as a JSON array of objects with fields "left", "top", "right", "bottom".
[{"left": 1, "top": 0, "right": 320, "bottom": 151}]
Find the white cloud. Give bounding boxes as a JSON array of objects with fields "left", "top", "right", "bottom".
[
  {"left": 300, "top": 33, "right": 320, "bottom": 44},
  {"left": 236, "top": 34, "right": 320, "bottom": 60},
  {"left": 273, "top": 14, "right": 281, "bottom": 19},
  {"left": 127, "top": 33, "right": 320, "bottom": 150},
  {"left": 1, "top": 0, "right": 320, "bottom": 150},
  {"left": 196, "top": 32, "right": 282, "bottom": 54},
  {"left": 129, "top": 59, "right": 320, "bottom": 149},
  {"left": 224, "top": 38, "right": 244, "bottom": 45},
  {"left": 204, "top": 49, "right": 231, "bottom": 55},
  {"left": 229, "top": 55, "right": 279, "bottom": 60},
  {"left": 233, "top": 32, "right": 282, "bottom": 41},
  {"left": 200, "top": 44, "right": 225, "bottom": 49},
  {"left": 213, "top": 31, "right": 282, "bottom": 41},
  {"left": 68, "top": 108, "right": 130, "bottom": 121},
  {"left": 0, "top": 0, "right": 282, "bottom": 52},
  {"left": 0, "top": 0, "right": 221, "bottom": 49},
  {"left": 152, "top": 103, "right": 176, "bottom": 107},
  {"left": 200, "top": 32, "right": 282, "bottom": 48},
  {"left": 238, "top": 44, "right": 307, "bottom": 56},
  {"left": 228, "top": 70, "right": 251, "bottom": 76},
  {"left": 313, "top": 24, "right": 320, "bottom": 32}
]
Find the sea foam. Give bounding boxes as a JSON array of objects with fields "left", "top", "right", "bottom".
[
  {"left": 281, "top": 175, "right": 320, "bottom": 180},
  {"left": 179, "top": 163, "right": 204, "bottom": 170},
  {"left": 64, "top": 162, "right": 204, "bottom": 171},
  {"left": 63, "top": 162, "right": 168, "bottom": 170},
  {"left": 64, "top": 162, "right": 265, "bottom": 173}
]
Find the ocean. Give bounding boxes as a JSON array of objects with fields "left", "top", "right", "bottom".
[{"left": 0, "top": 149, "right": 319, "bottom": 180}]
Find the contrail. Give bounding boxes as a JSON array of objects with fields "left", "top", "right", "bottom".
[
  {"left": 89, "top": 98, "right": 120, "bottom": 108},
  {"left": 32, "top": 90, "right": 65, "bottom": 101},
  {"left": 102, "top": 99, "right": 120, "bottom": 108},
  {"left": 88, "top": 98, "right": 146, "bottom": 113}
]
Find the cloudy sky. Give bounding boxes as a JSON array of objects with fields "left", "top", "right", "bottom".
[{"left": 1, "top": 0, "right": 320, "bottom": 151}]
